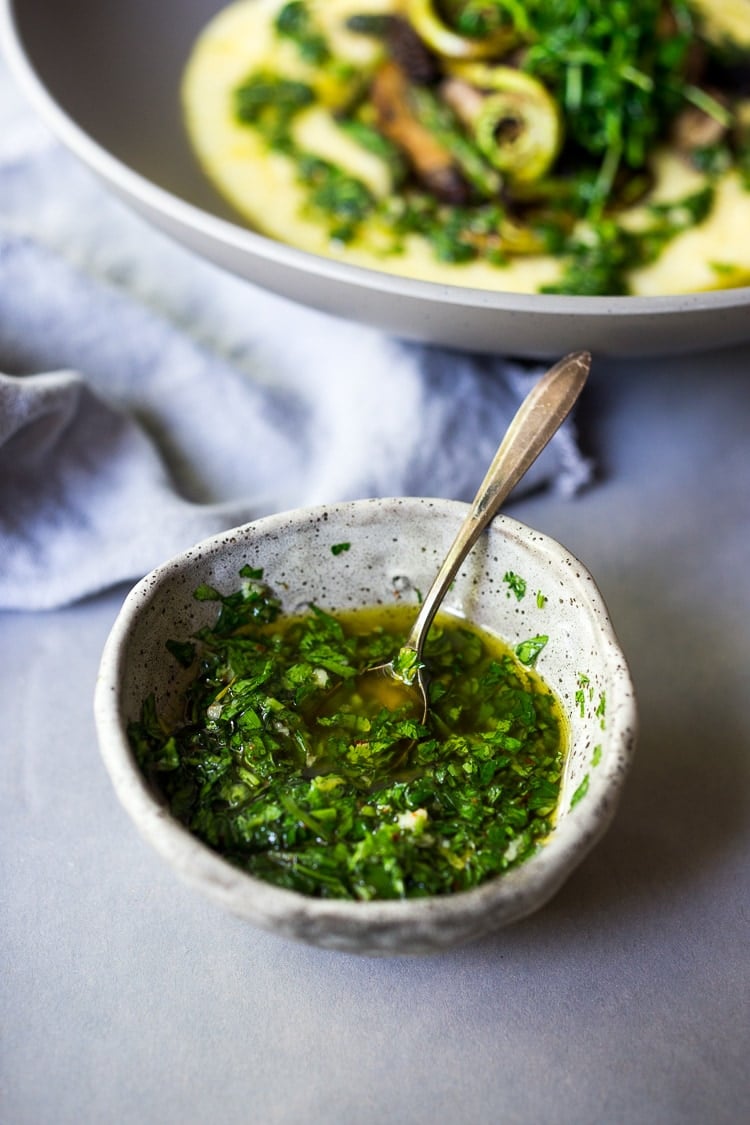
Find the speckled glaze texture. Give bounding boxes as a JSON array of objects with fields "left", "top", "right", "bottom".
[{"left": 95, "top": 498, "right": 637, "bottom": 955}]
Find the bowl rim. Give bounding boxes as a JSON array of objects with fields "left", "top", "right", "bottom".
[
  {"left": 3, "top": 0, "right": 749, "bottom": 323},
  {"left": 94, "top": 498, "right": 638, "bottom": 941}
]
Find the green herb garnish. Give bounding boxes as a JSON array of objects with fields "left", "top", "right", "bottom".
[
  {"left": 503, "top": 571, "right": 527, "bottom": 600},
  {"left": 515, "top": 634, "right": 549, "bottom": 666},
  {"left": 274, "top": 0, "right": 330, "bottom": 65},
  {"left": 570, "top": 773, "right": 590, "bottom": 808},
  {"left": 130, "top": 575, "right": 567, "bottom": 901},
  {"left": 222, "top": 0, "right": 745, "bottom": 293}
]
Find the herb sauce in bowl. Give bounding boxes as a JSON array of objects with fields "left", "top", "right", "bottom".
[
  {"left": 129, "top": 568, "right": 566, "bottom": 901},
  {"left": 95, "top": 497, "right": 637, "bottom": 953}
]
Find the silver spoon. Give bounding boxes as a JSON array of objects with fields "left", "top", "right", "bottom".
[{"left": 348, "top": 349, "right": 592, "bottom": 722}]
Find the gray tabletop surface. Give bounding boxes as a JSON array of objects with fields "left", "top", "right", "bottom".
[{"left": 2, "top": 344, "right": 749, "bottom": 1125}]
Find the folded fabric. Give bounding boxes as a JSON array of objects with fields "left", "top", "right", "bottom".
[
  {"left": 0, "top": 61, "right": 592, "bottom": 612},
  {"left": 0, "top": 230, "right": 592, "bottom": 611},
  {"left": 0, "top": 368, "right": 266, "bottom": 609}
]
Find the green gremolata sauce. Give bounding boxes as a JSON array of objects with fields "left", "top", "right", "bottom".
[{"left": 129, "top": 567, "right": 566, "bottom": 901}]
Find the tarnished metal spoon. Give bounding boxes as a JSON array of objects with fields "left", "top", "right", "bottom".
[{"left": 347, "top": 350, "right": 592, "bottom": 722}]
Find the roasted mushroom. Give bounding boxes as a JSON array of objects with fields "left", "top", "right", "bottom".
[
  {"left": 671, "top": 99, "right": 730, "bottom": 152},
  {"left": 370, "top": 60, "right": 471, "bottom": 202}
]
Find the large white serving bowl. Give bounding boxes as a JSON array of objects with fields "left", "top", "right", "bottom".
[
  {"left": 2, "top": 0, "right": 750, "bottom": 359},
  {"left": 94, "top": 498, "right": 637, "bottom": 955}
]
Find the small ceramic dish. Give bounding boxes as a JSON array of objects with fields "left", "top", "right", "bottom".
[{"left": 94, "top": 498, "right": 637, "bottom": 955}]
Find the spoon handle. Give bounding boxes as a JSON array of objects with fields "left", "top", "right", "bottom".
[{"left": 405, "top": 350, "right": 591, "bottom": 657}]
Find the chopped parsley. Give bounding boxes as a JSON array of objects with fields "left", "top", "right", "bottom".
[
  {"left": 129, "top": 573, "right": 567, "bottom": 900},
  {"left": 274, "top": 0, "right": 330, "bottom": 66},
  {"left": 233, "top": 72, "right": 315, "bottom": 153},
  {"left": 570, "top": 773, "right": 590, "bottom": 808},
  {"left": 503, "top": 571, "right": 527, "bottom": 600},
  {"left": 297, "top": 154, "right": 376, "bottom": 242},
  {"left": 515, "top": 634, "right": 549, "bottom": 667},
  {"left": 521, "top": 0, "right": 695, "bottom": 215}
]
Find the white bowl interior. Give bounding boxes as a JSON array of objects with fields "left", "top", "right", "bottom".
[{"left": 95, "top": 499, "right": 636, "bottom": 954}]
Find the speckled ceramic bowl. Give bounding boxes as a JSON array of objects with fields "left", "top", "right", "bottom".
[{"left": 95, "top": 498, "right": 636, "bottom": 955}]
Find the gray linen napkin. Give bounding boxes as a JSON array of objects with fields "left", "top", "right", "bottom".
[{"left": 0, "top": 62, "right": 592, "bottom": 612}]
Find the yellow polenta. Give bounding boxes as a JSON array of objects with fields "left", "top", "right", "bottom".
[{"left": 182, "top": 0, "right": 750, "bottom": 295}]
